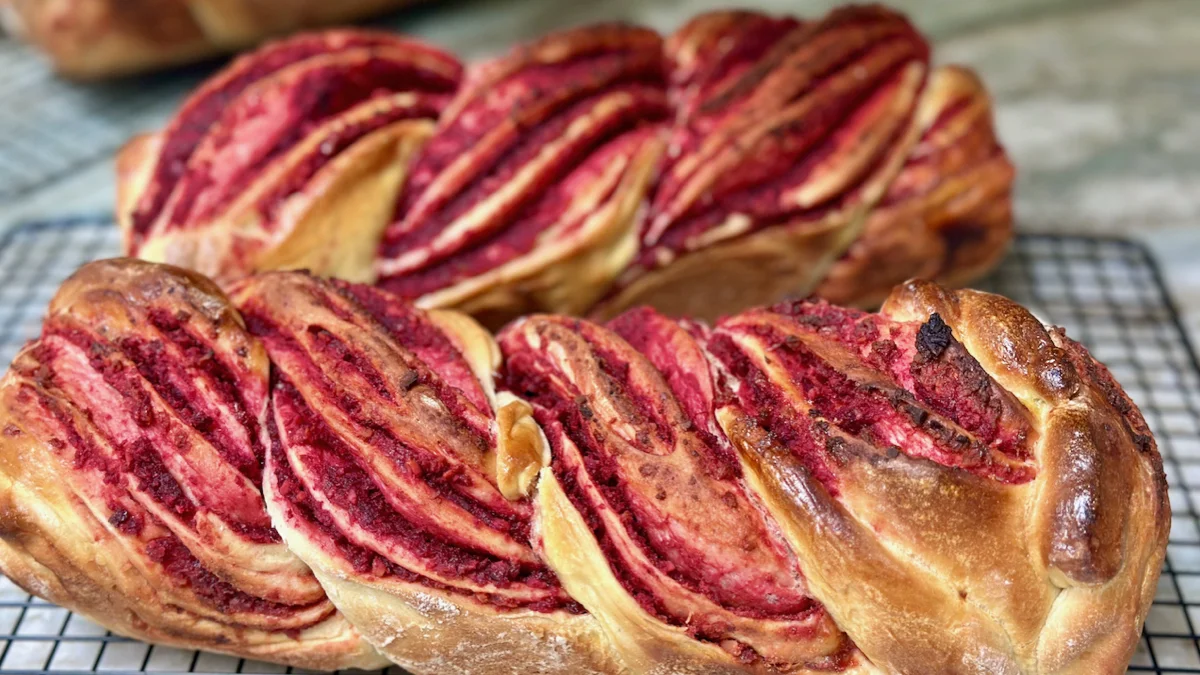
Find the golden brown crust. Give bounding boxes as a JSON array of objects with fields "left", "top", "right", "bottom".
[
  {"left": 0, "top": 259, "right": 385, "bottom": 670},
  {"left": 587, "top": 210, "right": 849, "bottom": 323},
  {"left": 717, "top": 279, "right": 1167, "bottom": 674},
  {"left": 4, "top": 0, "right": 423, "bottom": 79}
]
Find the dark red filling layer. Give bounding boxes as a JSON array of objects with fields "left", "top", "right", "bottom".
[
  {"left": 144, "top": 308, "right": 266, "bottom": 479},
  {"left": 502, "top": 334, "right": 815, "bottom": 627},
  {"left": 644, "top": 47, "right": 920, "bottom": 258},
  {"left": 145, "top": 534, "right": 325, "bottom": 619},
  {"left": 396, "top": 48, "right": 665, "bottom": 201},
  {"left": 25, "top": 341, "right": 196, "bottom": 512},
  {"left": 126, "top": 437, "right": 195, "bottom": 519},
  {"left": 166, "top": 57, "right": 458, "bottom": 231},
  {"left": 381, "top": 85, "right": 669, "bottom": 284},
  {"left": 333, "top": 281, "right": 492, "bottom": 420},
  {"left": 14, "top": 365, "right": 307, "bottom": 620},
  {"left": 766, "top": 301, "right": 1032, "bottom": 460},
  {"left": 269, "top": 377, "right": 573, "bottom": 612},
  {"left": 130, "top": 33, "right": 422, "bottom": 247},
  {"left": 242, "top": 309, "right": 516, "bottom": 538},
  {"left": 33, "top": 330, "right": 279, "bottom": 542},
  {"left": 719, "top": 321, "right": 1032, "bottom": 483},
  {"left": 669, "top": 15, "right": 801, "bottom": 118},
  {"left": 257, "top": 94, "right": 446, "bottom": 225},
  {"left": 606, "top": 308, "right": 741, "bottom": 479},
  {"left": 378, "top": 123, "right": 660, "bottom": 299},
  {"left": 703, "top": 332, "right": 841, "bottom": 491}
]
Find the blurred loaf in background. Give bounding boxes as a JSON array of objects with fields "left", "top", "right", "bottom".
[{"left": 0, "top": 0, "right": 421, "bottom": 78}]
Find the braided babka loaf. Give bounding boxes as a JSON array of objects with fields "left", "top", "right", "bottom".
[
  {"left": 117, "top": 5, "right": 1015, "bottom": 325},
  {"left": 0, "top": 258, "right": 1168, "bottom": 674},
  {"left": 0, "top": 0, "right": 423, "bottom": 79}
]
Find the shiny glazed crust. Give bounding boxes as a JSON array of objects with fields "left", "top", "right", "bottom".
[
  {"left": 0, "top": 258, "right": 1169, "bottom": 674},
  {"left": 0, "top": 260, "right": 386, "bottom": 669},
  {"left": 116, "top": 5, "right": 1015, "bottom": 325},
  {"left": 720, "top": 280, "right": 1168, "bottom": 674},
  {"left": 1, "top": 0, "right": 422, "bottom": 78}
]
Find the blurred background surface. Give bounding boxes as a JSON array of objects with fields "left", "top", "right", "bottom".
[{"left": 0, "top": 0, "right": 1197, "bottom": 336}]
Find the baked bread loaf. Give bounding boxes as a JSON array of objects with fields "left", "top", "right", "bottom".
[
  {"left": 117, "top": 5, "right": 1015, "bottom": 325},
  {"left": 0, "top": 0, "right": 424, "bottom": 79},
  {"left": 0, "top": 258, "right": 1168, "bottom": 674}
]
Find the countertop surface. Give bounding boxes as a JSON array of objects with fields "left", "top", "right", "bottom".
[{"left": 0, "top": 0, "right": 1197, "bottom": 339}]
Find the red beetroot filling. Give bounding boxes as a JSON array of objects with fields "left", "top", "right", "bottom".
[
  {"left": 605, "top": 308, "right": 741, "bottom": 479},
  {"left": 257, "top": 94, "right": 446, "bottom": 225},
  {"left": 270, "top": 377, "right": 572, "bottom": 611},
  {"left": 50, "top": 322, "right": 263, "bottom": 485},
  {"left": 696, "top": 7, "right": 919, "bottom": 118},
  {"left": 725, "top": 322, "right": 1033, "bottom": 483},
  {"left": 130, "top": 34, "right": 431, "bottom": 246},
  {"left": 304, "top": 325, "right": 393, "bottom": 402},
  {"left": 246, "top": 293, "right": 491, "bottom": 446},
  {"left": 644, "top": 46, "right": 921, "bottom": 256},
  {"left": 35, "top": 331, "right": 280, "bottom": 542},
  {"left": 662, "top": 23, "right": 913, "bottom": 196},
  {"left": 19, "top": 375, "right": 120, "bottom": 484},
  {"left": 766, "top": 301, "right": 1032, "bottom": 459},
  {"left": 669, "top": 16, "right": 801, "bottom": 117},
  {"left": 333, "top": 282, "right": 493, "bottom": 418},
  {"left": 144, "top": 534, "right": 326, "bottom": 619},
  {"left": 108, "top": 507, "right": 144, "bottom": 535},
  {"left": 16, "top": 355, "right": 301, "bottom": 616},
  {"left": 501, "top": 344, "right": 815, "bottom": 626},
  {"left": 701, "top": 333, "right": 841, "bottom": 491},
  {"left": 378, "top": 125, "right": 657, "bottom": 299},
  {"left": 168, "top": 57, "right": 458, "bottom": 230},
  {"left": 382, "top": 84, "right": 668, "bottom": 272},
  {"left": 271, "top": 367, "right": 518, "bottom": 537},
  {"left": 398, "top": 48, "right": 665, "bottom": 195},
  {"left": 125, "top": 437, "right": 196, "bottom": 520},
  {"left": 876, "top": 96, "right": 1003, "bottom": 208},
  {"left": 240, "top": 299, "right": 520, "bottom": 532},
  {"left": 26, "top": 341, "right": 197, "bottom": 514}
]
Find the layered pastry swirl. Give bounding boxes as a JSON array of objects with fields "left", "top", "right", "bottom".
[
  {"left": 0, "top": 260, "right": 384, "bottom": 669},
  {"left": 0, "top": 258, "right": 1168, "bottom": 675},
  {"left": 117, "top": 30, "right": 462, "bottom": 287},
  {"left": 118, "top": 4, "right": 1015, "bottom": 324}
]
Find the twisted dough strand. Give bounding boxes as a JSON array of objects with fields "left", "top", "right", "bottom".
[
  {"left": 116, "top": 5, "right": 1014, "bottom": 326},
  {"left": 0, "top": 259, "right": 1167, "bottom": 674}
]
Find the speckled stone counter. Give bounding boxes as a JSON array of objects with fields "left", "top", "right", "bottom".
[{"left": 1, "top": 0, "right": 1197, "bottom": 338}]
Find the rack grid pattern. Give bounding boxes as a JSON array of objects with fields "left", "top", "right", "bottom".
[
  {"left": 0, "top": 218, "right": 1195, "bottom": 673},
  {"left": 0, "top": 41, "right": 204, "bottom": 200}
]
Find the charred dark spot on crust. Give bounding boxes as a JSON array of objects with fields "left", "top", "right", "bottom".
[
  {"left": 915, "top": 313, "right": 952, "bottom": 361},
  {"left": 398, "top": 370, "right": 419, "bottom": 392}
]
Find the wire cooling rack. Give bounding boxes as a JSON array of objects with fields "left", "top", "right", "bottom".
[
  {"left": 0, "top": 41, "right": 204, "bottom": 200},
  {"left": 0, "top": 218, "right": 1196, "bottom": 673}
]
